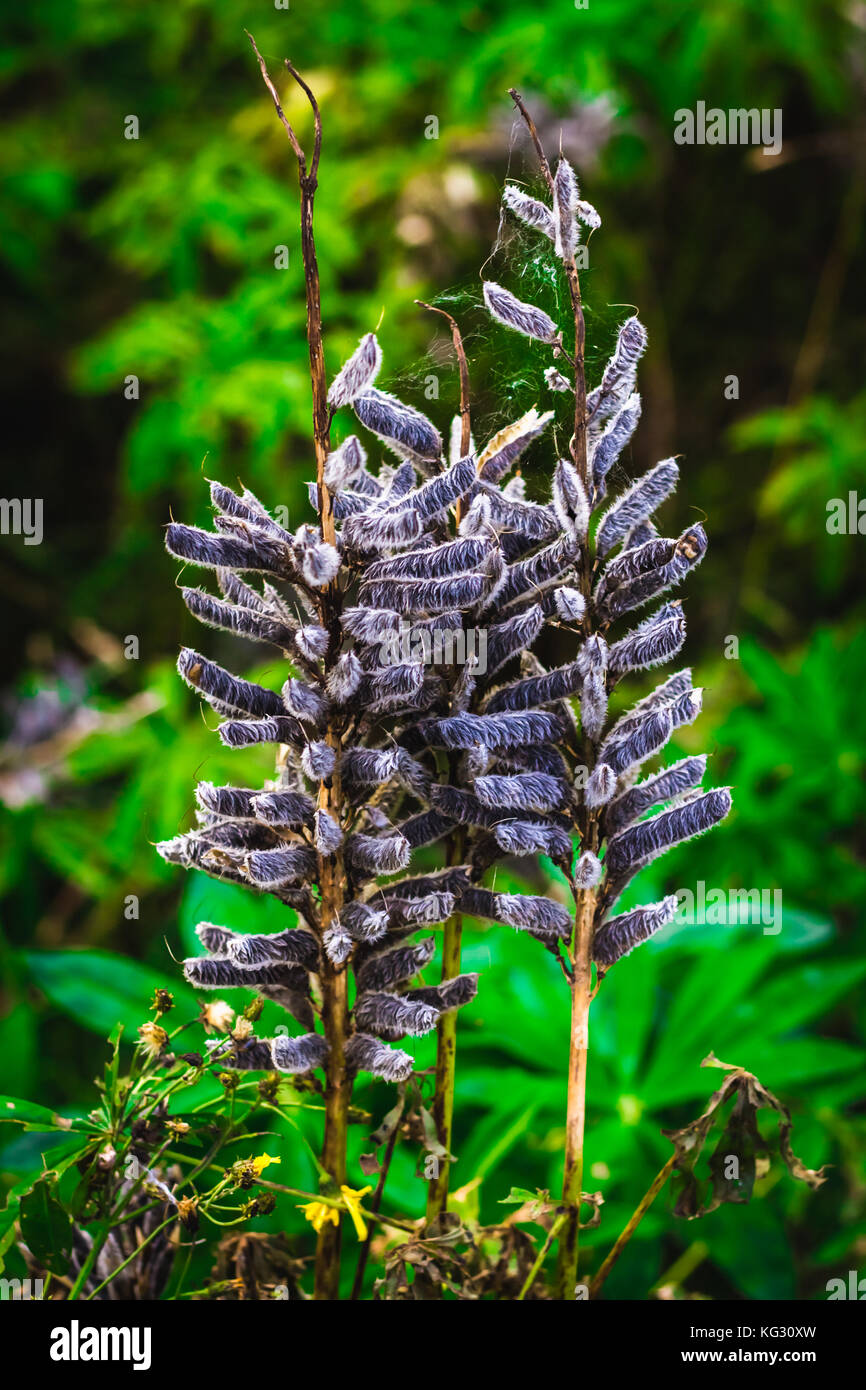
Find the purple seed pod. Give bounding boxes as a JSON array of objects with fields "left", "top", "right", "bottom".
[
  {"left": 246, "top": 845, "right": 318, "bottom": 888},
  {"left": 575, "top": 850, "right": 603, "bottom": 888},
  {"left": 595, "top": 458, "right": 680, "bottom": 558},
  {"left": 630, "top": 667, "right": 693, "bottom": 717},
  {"left": 598, "top": 527, "right": 707, "bottom": 620},
  {"left": 214, "top": 1037, "right": 276, "bottom": 1071},
  {"left": 183, "top": 957, "right": 305, "bottom": 990},
  {"left": 493, "top": 892, "right": 572, "bottom": 940},
  {"left": 195, "top": 921, "right": 233, "bottom": 954},
  {"left": 323, "top": 919, "right": 354, "bottom": 965},
  {"left": 342, "top": 505, "right": 423, "bottom": 553},
  {"left": 398, "top": 808, "right": 455, "bottom": 849},
  {"left": 342, "top": 606, "right": 402, "bottom": 644},
  {"left": 271, "top": 1033, "right": 329, "bottom": 1074},
  {"left": 555, "top": 587, "right": 586, "bottom": 624},
  {"left": 591, "top": 393, "right": 642, "bottom": 499},
  {"left": 599, "top": 706, "right": 675, "bottom": 779},
  {"left": 553, "top": 157, "right": 580, "bottom": 260},
  {"left": 493, "top": 818, "right": 572, "bottom": 859},
  {"left": 345, "top": 1033, "right": 414, "bottom": 1082},
  {"left": 324, "top": 435, "right": 367, "bottom": 492},
  {"left": 354, "top": 992, "right": 440, "bottom": 1040},
  {"left": 585, "top": 762, "right": 618, "bottom": 808},
  {"left": 545, "top": 365, "right": 572, "bottom": 393},
  {"left": 474, "top": 771, "right": 569, "bottom": 813},
  {"left": 587, "top": 316, "right": 648, "bottom": 425},
  {"left": 300, "top": 740, "right": 336, "bottom": 781},
  {"left": 250, "top": 790, "right": 316, "bottom": 827},
  {"left": 408, "top": 974, "right": 479, "bottom": 1012},
  {"left": 353, "top": 386, "right": 442, "bottom": 464},
  {"left": 592, "top": 895, "right": 680, "bottom": 968},
  {"left": 365, "top": 536, "right": 492, "bottom": 582},
  {"left": 483, "top": 281, "right": 559, "bottom": 344},
  {"left": 429, "top": 784, "right": 499, "bottom": 828},
  {"left": 228, "top": 927, "right": 319, "bottom": 971},
  {"left": 605, "top": 787, "right": 733, "bottom": 882},
  {"left": 474, "top": 483, "right": 559, "bottom": 541},
  {"left": 384, "top": 892, "right": 456, "bottom": 926},
  {"left": 218, "top": 716, "right": 306, "bottom": 750},
  {"left": 575, "top": 199, "right": 601, "bottom": 230},
  {"left": 345, "top": 832, "right": 411, "bottom": 876},
  {"left": 181, "top": 588, "right": 297, "bottom": 650},
  {"left": 580, "top": 670, "right": 608, "bottom": 742},
  {"left": 314, "top": 809, "right": 344, "bottom": 855},
  {"left": 177, "top": 649, "right": 285, "bottom": 721},
  {"left": 282, "top": 678, "right": 328, "bottom": 726},
  {"left": 340, "top": 901, "right": 390, "bottom": 943},
  {"left": 385, "top": 454, "right": 476, "bottom": 526},
  {"left": 313, "top": 486, "right": 369, "bottom": 519},
  {"left": 605, "top": 754, "right": 707, "bottom": 836},
  {"left": 502, "top": 183, "right": 556, "bottom": 240},
  {"left": 486, "top": 605, "right": 545, "bottom": 677},
  {"left": 553, "top": 459, "right": 590, "bottom": 541},
  {"left": 326, "top": 651, "right": 363, "bottom": 703},
  {"left": 358, "top": 572, "right": 487, "bottom": 616},
  {"left": 595, "top": 536, "right": 678, "bottom": 603},
  {"left": 195, "top": 783, "right": 259, "bottom": 819},
  {"left": 327, "top": 333, "right": 383, "bottom": 408},
  {"left": 484, "top": 659, "right": 583, "bottom": 713},
  {"left": 608, "top": 603, "right": 687, "bottom": 681},
  {"left": 209, "top": 482, "right": 291, "bottom": 542},
  {"left": 495, "top": 536, "right": 578, "bottom": 608},
  {"left": 300, "top": 538, "right": 342, "bottom": 589},
  {"left": 476, "top": 407, "right": 554, "bottom": 484},
  {"left": 356, "top": 937, "right": 436, "bottom": 993},
  {"left": 165, "top": 522, "right": 292, "bottom": 576},
  {"left": 371, "top": 867, "right": 471, "bottom": 902},
  {"left": 415, "top": 708, "right": 564, "bottom": 752},
  {"left": 295, "top": 624, "right": 329, "bottom": 662}
]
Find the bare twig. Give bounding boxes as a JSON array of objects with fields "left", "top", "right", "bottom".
[{"left": 589, "top": 1156, "right": 676, "bottom": 1299}]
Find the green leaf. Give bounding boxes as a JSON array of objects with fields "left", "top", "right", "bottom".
[
  {"left": 19, "top": 1174, "right": 73, "bottom": 1275},
  {"left": 0, "top": 1096, "right": 89, "bottom": 1134},
  {"left": 23, "top": 950, "right": 199, "bottom": 1037}
]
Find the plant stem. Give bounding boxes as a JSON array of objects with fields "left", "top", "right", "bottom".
[
  {"left": 248, "top": 33, "right": 349, "bottom": 1301},
  {"left": 516, "top": 1211, "right": 567, "bottom": 1301},
  {"left": 589, "top": 1155, "right": 675, "bottom": 1299}
]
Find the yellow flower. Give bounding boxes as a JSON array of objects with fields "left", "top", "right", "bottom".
[
  {"left": 340, "top": 1184, "right": 373, "bottom": 1241},
  {"left": 299, "top": 1200, "right": 340, "bottom": 1234},
  {"left": 298, "top": 1184, "right": 373, "bottom": 1240},
  {"left": 251, "top": 1152, "right": 281, "bottom": 1175}
]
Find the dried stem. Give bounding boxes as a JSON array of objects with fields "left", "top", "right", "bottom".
[
  {"left": 509, "top": 86, "right": 597, "bottom": 1300},
  {"left": 588, "top": 1155, "right": 676, "bottom": 1299},
  {"left": 248, "top": 32, "right": 348, "bottom": 1301}
]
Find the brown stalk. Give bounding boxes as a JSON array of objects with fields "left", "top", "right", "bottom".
[
  {"left": 509, "top": 87, "right": 597, "bottom": 1300},
  {"left": 248, "top": 32, "right": 348, "bottom": 1301}
]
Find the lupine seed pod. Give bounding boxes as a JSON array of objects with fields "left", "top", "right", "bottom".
[
  {"left": 483, "top": 281, "right": 559, "bottom": 343},
  {"left": 345, "top": 1034, "right": 415, "bottom": 1083},
  {"left": 353, "top": 387, "right": 442, "bottom": 465},
  {"left": 324, "top": 435, "right": 367, "bottom": 491},
  {"left": 593, "top": 895, "right": 680, "bottom": 968},
  {"left": 502, "top": 183, "right": 556, "bottom": 240},
  {"left": 271, "top": 1033, "right": 330, "bottom": 1074},
  {"left": 327, "top": 334, "right": 383, "bottom": 408},
  {"left": 553, "top": 157, "right": 580, "bottom": 260}
]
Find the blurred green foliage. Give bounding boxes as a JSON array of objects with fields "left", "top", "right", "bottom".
[{"left": 1, "top": 0, "right": 865, "bottom": 1298}]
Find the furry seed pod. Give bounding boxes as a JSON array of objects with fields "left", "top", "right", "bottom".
[
  {"left": 323, "top": 920, "right": 354, "bottom": 965},
  {"left": 195, "top": 921, "right": 233, "bottom": 954},
  {"left": 282, "top": 678, "right": 328, "bottom": 727},
  {"left": 378, "top": 892, "right": 456, "bottom": 926},
  {"left": 482, "top": 282, "right": 558, "bottom": 344},
  {"left": 596, "top": 459, "right": 680, "bottom": 558},
  {"left": 300, "top": 539, "right": 341, "bottom": 588},
  {"left": 218, "top": 716, "right": 305, "bottom": 750},
  {"left": 475, "top": 483, "right": 559, "bottom": 541},
  {"left": 353, "top": 387, "right": 442, "bottom": 464},
  {"left": 328, "top": 334, "right": 383, "bottom": 408},
  {"left": 342, "top": 505, "right": 423, "bottom": 553},
  {"left": 486, "top": 605, "right": 545, "bottom": 676},
  {"left": 595, "top": 536, "right": 678, "bottom": 603},
  {"left": 414, "top": 708, "right": 564, "bottom": 752},
  {"left": 358, "top": 572, "right": 487, "bottom": 616},
  {"left": 554, "top": 587, "right": 586, "bottom": 624},
  {"left": 296, "top": 624, "right": 329, "bottom": 661},
  {"left": 354, "top": 992, "right": 440, "bottom": 1040},
  {"left": 271, "top": 1032, "right": 329, "bottom": 1074},
  {"left": 545, "top": 366, "right": 572, "bottom": 393},
  {"left": 246, "top": 845, "right": 318, "bottom": 889},
  {"left": 301, "top": 741, "right": 336, "bottom": 780},
  {"left": 593, "top": 895, "right": 680, "bottom": 968},
  {"left": 429, "top": 784, "right": 498, "bottom": 828},
  {"left": 483, "top": 659, "right": 583, "bottom": 713},
  {"left": 599, "top": 706, "right": 674, "bottom": 779},
  {"left": 341, "top": 747, "right": 431, "bottom": 798},
  {"left": 587, "top": 316, "right": 648, "bottom": 424},
  {"left": 605, "top": 788, "right": 733, "bottom": 882},
  {"left": 580, "top": 670, "right": 608, "bottom": 742},
  {"left": 474, "top": 772, "right": 569, "bottom": 812},
  {"left": 605, "top": 754, "right": 707, "bottom": 836},
  {"left": 228, "top": 928, "right": 319, "bottom": 971},
  {"left": 553, "top": 157, "right": 580, "bottom": 260},
  {"left": 495, "top": 537, "right": 577, "bottom": 609},
  {"left": 460, "top": 888, "right": 571, "bottom": 941},
  {"left": 324, "top": 435, "right": 367, "bottom": 491},
  {"left": 385, "top": 455, "right": 476, "bottom": 525},
  {"left": 408, "top": 974, "right": 479, "bottom": 1012},
  {"left": 585, "top": 762, "right": 618, "bottom": 808},
  {"left": 165, "top": 522, "right": 291, "bottom": 576},
  {"left": 326, "top": 651, "right": 363, "bottom": 703},
  {"left": 575, "top": 850, "right": 603, "bottom": 888},
  {"left": 502, "top": 183, "right": 556, "bottom": 240},
  {"left": 356, "top": 937, "right": 436, "bottom": 993},
  {"left": 575, "top": 198, "right": 601, "bottom": 230},
  {"left": 364, "top": 536, "right": 492, "bottom": 583},
  {"left": 195, "top": 783, "right": 259, "bottom": 819},
  {"left": 177, "top": 649, "right": 285, "bottom": 721},
  {"left": 372, "top": 867, "right": 470, "bottom": 901},
  {"left": 335, "top": 902, "right": 388, "bottom": 945},
  {"left": 183, "top": 958, "right": 303, "bottom": 990},
  {"left": 181, "top": 588, "right": 297, "bottom": 650},
  {"left": 476, "top": 407, "right": 555, "bottom": 484},
  {"left": 345, "top": 832, "right": 411, "bottom": 875},
  {"left": 209, "top": 482, "right": 288, "bottom": 538},
  {"left": 598, "top": 528, "right": 707, "bottom": 620},
  {"left": 493, "top": 819, "right": 572, "bottom": 859},
  {"left": 553, "top": 459, "right": 590, "bottom": 543},
  {"left": 314, "top": 809, "right": 344, "bottom": 855},
  {"left": 345, "top": 1034, "right": 414, "bottom": 1082},
  {"left": 591, "top": 393, "right": 642, "bottom": 498},
  {"left": 213, "top": 1037, "right": 275, "bottom": 1071},
  {"left": 399, "top": 808, "right": 455, "bottom": 849},
  {"left": 608, "top": 603, "right": 687, "bottom": 680}
]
